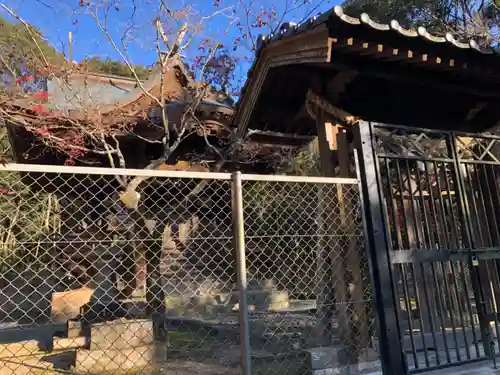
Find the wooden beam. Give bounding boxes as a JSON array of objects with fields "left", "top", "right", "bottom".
[
  {"left": 326, "top": 69, "right": 359, "bottom": 103},
  {"left": 306, "top": 89, "right": 359, "bottom": 125},
  {"left": 246, "top": 129, "right": 315, "bottom": 142},
  {"left": 330, "top": 58, "right": 500, "bottom": 98}
]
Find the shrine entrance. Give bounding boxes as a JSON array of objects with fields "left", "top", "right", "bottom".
[{"left": 357, "top": 120, "right": 500, "bottom": 373}]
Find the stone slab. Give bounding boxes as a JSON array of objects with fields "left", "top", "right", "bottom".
[
  {"left": 313, "top": 362, "right": 500, "bottom": 375},
  {"left": 0, "top": 340, "right": 41, "bottom": 358},
  {"left": 308, "top": 346, "right": 347, "bottom": 370},
  {"left": 52, "top": 337, "right": 85, "bottom": 351},
  {"left": 75, "top": 344, "right": 156, "bottom": 374},
  {"left": 0, "top": 354, "right": 56, "bottom": 375},
  {"left": 51, "top": 287, "right": 93, "bottom": 322},
  {"left": 428, "top": 362, "right": 500, "bottom": 375},
  {"left": 89, "top": 318, "right": 154, "bottom": 351}
]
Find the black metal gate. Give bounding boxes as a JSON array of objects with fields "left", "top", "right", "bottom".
[{"left": 356, "top": 121, "right": 500, "bottom": 374}]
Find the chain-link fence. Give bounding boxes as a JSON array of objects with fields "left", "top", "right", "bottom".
[{"left": 0, "top": 164, "right": 379, "bottom": 375}]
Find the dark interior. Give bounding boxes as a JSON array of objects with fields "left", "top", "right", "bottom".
[{"left": 248, "top": 54, "right": 500, "bottom": 137}]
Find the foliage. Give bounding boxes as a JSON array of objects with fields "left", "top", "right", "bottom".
[
  {"left": 82, "top": 56, "right": 151, "bottom": 80},
  {"left": 243, "top": 179, "right": 321, "bottom": 294},
  {"left": 0, "top": 126, "right": 58, "bottom": 271},
  {"left": 199, "top": 49, "right": 237, "bottom": 95},
  {"left": 0, "top": 15, "right": 150, "bottom": 80},
  {"left": 0, "top": 15, "right": 64, "bottom": 75}
]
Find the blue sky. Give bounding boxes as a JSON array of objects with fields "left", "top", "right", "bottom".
[{"left": 0, "top": 0, "right": 337, "bottom": 89}]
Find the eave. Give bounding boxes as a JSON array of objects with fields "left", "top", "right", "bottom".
[{"left": 233, "top": 6, "right": 500, "bottom": 138}]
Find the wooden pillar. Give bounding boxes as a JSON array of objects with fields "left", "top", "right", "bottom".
[
  {"left": 336, "top": 128, "right": 371, "bottom": 359},
  {"left": 314, "top": 107, "right": 352, "bottom": 360},
  {"left": 143, "top": 216, "right": 166, "bottom": 340}
]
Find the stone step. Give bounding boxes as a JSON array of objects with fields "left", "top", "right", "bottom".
[
  {"left": 75, "top": 344, "right": 159, "bottom": 374},
  {"left": 0, "top": 340, "right": 41, "bottom": 359},
  {"left": 88, "top": 318, "right": 154, "bottom": 351},
  {"left": 52, "top": 337, "right": 85, "bottom": 351},
  {"left": 0, "top": 354, "right": 56, "bottom": 375},
  {"left": 0, "top": 336, "right": 86, "bottom": 358}
]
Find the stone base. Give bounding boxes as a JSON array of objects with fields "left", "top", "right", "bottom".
[
  {"left": 75, "top": 344, "right": 156, "bottom": 374},
  {"left": 0, "top": 340, "right": 41, "bottom": 358},
  {"left": 52, "top": 337, "right": 85, "bottom": 351},
  {"left": 0, "top": 354, "right": 54, "bottom": 375},
  {"left": 307, "top": 346, "right": 348, "bottom": 371},
  {"left": 51, "top": 288, "right": 93, "bottom": 322},
  {"left": 312, "top": 368, "right": 351, "bottom": 375},
  {"left": 307, "top": 346, "right": 381, "bottom": 375},
  {"left": 88, "top": 318, "right": 154, "bottom": 351}
]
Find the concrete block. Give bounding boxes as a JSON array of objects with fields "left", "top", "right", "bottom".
[
  {"left": 312, "top": 368, "right": 350, "bottom": 375},
  {"left": 51, "top": 288, "right": 93, "bottom": 322},
  {"left": 0, "top": 354, "right": 55, "bottom": 375},
  {"left": 358, "top": 347, "right": 379, "bottom": 362},
  {"left": 75, "top": 344, "right": 156, "bottom": 374},
  {"left": 121, "top": 299, "right": 148, "bottom": 318},
  {"left": 89, "top": 318, "right": 154, "bottom": 351},
  {"left": 307, "top": 346, "right": 347, "bottom": 370},
  {"left": 52, "top": 337, "right": 85, "bottom": 351}
]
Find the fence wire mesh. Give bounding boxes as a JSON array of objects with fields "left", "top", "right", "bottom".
[
  {"left": 242, "top": 180, "right": 378, "bottom": 375},
  {"left": 0, "top": 165, "right": 378, "bottom": 375}
]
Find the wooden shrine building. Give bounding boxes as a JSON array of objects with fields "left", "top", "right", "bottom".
[
  {"left": 3, "top": 5, "right": 500, "bottom": 375},
  {"left": 232, "top": 5, "right": 500, "bottom": 375}
]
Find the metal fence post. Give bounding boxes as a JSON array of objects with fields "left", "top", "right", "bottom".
[
  {"left": 231, "top": 171, "right": 252, "bottom": 375},
  {"left": 354, "top": 121, "right": 407, "bottom": 375}
]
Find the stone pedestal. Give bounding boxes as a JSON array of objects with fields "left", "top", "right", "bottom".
[
  {"left": 87, "top": 318, "right": 154, "bottom": 350},
  {"left": 307, "top": 346, "right": 350, "bottom": 375},
  {"left": 75, "top": 318, "right": 158, "bottom": 373},
  {"left": 51, "top": 288, "right": 93, "bottom": 322},
  {"left": 75, "top": 345, "right": 156, "bottom": 374},
  {"left": 306, "top": 345, "right": 381, "bottom": 375}
]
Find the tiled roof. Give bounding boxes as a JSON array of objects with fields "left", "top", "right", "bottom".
[
  {"left": 256, "top": 5, "right": 500, "bottom": 56},
  {"left": 233, "top": 5, "right": 500, "bottom": 137}
]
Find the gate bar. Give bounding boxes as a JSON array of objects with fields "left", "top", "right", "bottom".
[
  {"left": 450, "top": 132, "right": 493, "bottom": 358},
  {"left": 355, "top": 121, "right": 407, "bottom": 375}
]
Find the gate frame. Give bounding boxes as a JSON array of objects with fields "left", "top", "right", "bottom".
[
  {"left": 354, "top": 121, "right": 408, "bottom": 375},
  {"left": 354, "top": 120, "right": 500, "bottom": 374}
]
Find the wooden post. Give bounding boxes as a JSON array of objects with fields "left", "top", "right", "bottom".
[
  {"left": 143, "top": 217, "right": 166, "bottom": 340},
  {"left": 337, "top": 128, "right": 371, "bottom": 359},
  {"left": 314, "top": 107, "right": 352, "bottom": 360}
]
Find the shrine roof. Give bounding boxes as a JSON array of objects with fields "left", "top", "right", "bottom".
[
  {"left": 256, "top": 5, "right": 500, "bottom": 57},
  {"left": 233, "top": 5, "right": 500, "bottom": 139}
]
